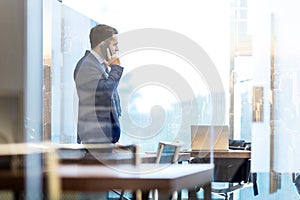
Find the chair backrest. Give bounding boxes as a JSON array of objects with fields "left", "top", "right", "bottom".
[
  {"left": 229, "top": 139, "right": 251, "bottom": 150},
  {"left": 155, "top": 141, "right": 182, "bottom": 164}
]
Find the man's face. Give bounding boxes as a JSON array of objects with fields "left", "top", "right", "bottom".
[{"left": 109, "top": 34, "right": 119, "bottom": 55}]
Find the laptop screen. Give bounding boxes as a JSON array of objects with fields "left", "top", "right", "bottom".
[{"left": 191, "top": 125, "right": 229, "bottom": 151}]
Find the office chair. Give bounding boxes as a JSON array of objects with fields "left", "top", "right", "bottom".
[
  {"left": 212, "top": 140, "right": 254, "bottom": 200},
  {"left": 155, "top": 141, "right": 181, "bottom": 164},
  {"left": 150, "top": 141, "right": 182, "bottom": 200},
  {"left": 190, "top": 140, "right": 256, "bottom": 200},
  {"left": 294, "top": 173, "right": 300, "bottom": 196}
]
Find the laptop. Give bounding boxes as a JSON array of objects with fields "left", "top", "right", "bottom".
[{"left": 191, "top": 125, "right": 229, "bottom": 151}]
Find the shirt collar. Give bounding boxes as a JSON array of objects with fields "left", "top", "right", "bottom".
[
  {"left": 90, "top": 50, "right": 105, "bottom": 65},
  {"left": 90, "top": 50, "right": 110, "bottom": 75}
]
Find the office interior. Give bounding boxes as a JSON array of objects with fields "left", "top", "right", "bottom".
[{"left": 1, "top": 0, "right": 300, "bottom": 199}]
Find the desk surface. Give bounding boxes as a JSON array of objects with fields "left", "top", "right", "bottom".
[
  {"left": 0, "top": 163, "right": 213, "bottom": 200},
  {"left": 59, "top": 163, "right": 213, "bottom": 192},
  {"left": 186, "top": 150, "right": 251, "bottom": 159},
  {"left": 60, "top": 152, "right": 190, "bottom": 165}
]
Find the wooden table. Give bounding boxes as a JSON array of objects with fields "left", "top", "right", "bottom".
[
  {"left": 0, "top": 143, "right": 207, "bottom": 200},
  {"left": 187, "top": 150, "right": 251, "bottom": 159},
  {"left": 142, "top": 152, "right": 190, "bottom": 163},
  {"left": 0, "top": 163, "right": 213, "bottom": 200},
  {"left": 60, "top": 163, "right": 213, "bottom": 200},
  {"left": 60, "top": 151, "right": 190, "bottom": 165}
]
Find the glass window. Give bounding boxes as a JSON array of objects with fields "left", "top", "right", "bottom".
[{"left": 49, "top": 0, "right": 230, "bottom": 152}]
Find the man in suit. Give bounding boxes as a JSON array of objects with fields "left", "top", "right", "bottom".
[{"left": 74, "top": 24, "right": 123, "bottom": 144}]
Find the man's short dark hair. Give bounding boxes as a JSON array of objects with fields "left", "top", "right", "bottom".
[{"left": 89, "top": 24, "right": 118, "bottom": 49}]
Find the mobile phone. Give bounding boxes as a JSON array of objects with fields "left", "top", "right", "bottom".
[{"left": 100, "top": 40, "right": 112, "bottom": 61}]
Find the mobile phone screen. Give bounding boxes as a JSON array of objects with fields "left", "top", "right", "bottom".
[{"left": 100, "top": 41, "right": 112, "bottom": 61}]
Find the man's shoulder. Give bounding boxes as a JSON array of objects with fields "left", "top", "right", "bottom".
[
  {"left": 74, "top": 51, "right": 99, "bottom": 79},
  {"left": 76, "top": 51, "right": 98, "bottom": 68},
  {"left": 80, "top": 51, "right": 95, "bottom": 62}
]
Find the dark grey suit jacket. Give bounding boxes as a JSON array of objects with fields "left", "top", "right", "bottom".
[{"left": 74, "top": 51, "right": 123, "bottom": 143}]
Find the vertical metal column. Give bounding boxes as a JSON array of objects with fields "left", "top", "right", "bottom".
[
  {"left": 42, "top": 0, "right": 53, "bottom": 141},
  {"left": 269, "top": 13, "right": 281, "bottom": 194}
]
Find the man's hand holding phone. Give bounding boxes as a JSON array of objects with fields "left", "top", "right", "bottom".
[
  {"left": 106, "top": 48, "right": 121, "bottom": 66},
  {"left": 104, "top": 48, "right": 121, "bottom": 66}
]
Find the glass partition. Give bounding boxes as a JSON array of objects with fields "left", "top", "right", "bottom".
[
  {"left": 272, "top": 0, "right": 300, "bottom": 174},
  {"left": 41, "top": 0, "right": 300, "bottom": 199},
  {"left": 47, "top": 0, "right": 230, "bottom": 153}
]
